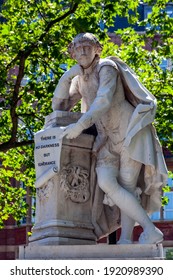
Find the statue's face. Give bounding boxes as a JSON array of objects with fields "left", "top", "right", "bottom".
[{"left": 73, "top": 41, "right": 96, "bottom": 68}]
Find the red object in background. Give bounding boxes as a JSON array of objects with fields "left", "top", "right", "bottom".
[{"left": 0, "top": 225, "right": 32, "bottom": 260}]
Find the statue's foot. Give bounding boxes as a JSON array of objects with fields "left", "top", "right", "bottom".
[
  {"left": 117, "top": 238, "right": 132, "bottom": 245},
  {"left": 139, "top": 227, "right": 163, "bottom": 244}
]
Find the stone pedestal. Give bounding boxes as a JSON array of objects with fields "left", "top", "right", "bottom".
[
  {"left": 29, "top": 111, "right": 97, "bottom": 245},
  {"left": 19, "top": 110, "right": 165, "bottom": 260},
  {"left": 19, "top": 244, "right": 164, "bottom": 260}
]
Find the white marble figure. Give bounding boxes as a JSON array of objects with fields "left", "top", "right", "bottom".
[{"left": 52, "top": 33, "right": 168, "bottom": 244}]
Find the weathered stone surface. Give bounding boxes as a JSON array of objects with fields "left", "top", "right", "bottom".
[
  {"left": 29, "top": 111, "right": 96, "bottom": 245},
  {"left": 51, "top": 33, "right": 168, "bottom": 245},
  {"left": 19, "top": 244, "right": 164, "bottom": 260},
  {"left": 27, "top": 32, "right": 168, "bottom": 250}
]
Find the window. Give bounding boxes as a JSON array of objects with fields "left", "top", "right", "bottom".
[
  {"left": 144, "top": 4, "right": 173, "bottom": 20},
  {"left": 166, "top": 6, "right": 173, "bottom": 18},
  {"left": 160, "top": 58, "right": 172, "bottom": 71},
  {"left": 19, "top": 181, "right": 36, "bottom": 225},
  {"left": 150, "top": 177, "right": 173, "bottom": 221},
  {"left": 144, "top": 4, "right": 173, "bottom": 31},
  {"left": 164, "top": 191, "right": 173, "bottom": 220},
  {"left": 31, "top": 197, "right": 36, "bottom": 224}
]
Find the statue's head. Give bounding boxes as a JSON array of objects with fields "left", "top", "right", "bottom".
[{"left": 68, "top": 33, "right": 102, "bottom": 60}]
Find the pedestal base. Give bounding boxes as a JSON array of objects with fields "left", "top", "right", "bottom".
[
  {"left": 19, "top": 244, "right": 164, "bottom": 260},
  {"left": 29, "top": 237, "right": 96, "bottom": 245},
  {"left": 29, "top": 219, "right": 96, "bottom": 245}
]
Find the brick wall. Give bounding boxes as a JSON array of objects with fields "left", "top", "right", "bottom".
[{"left": 0, "top": 225, "right": 32, "bottom": 260}]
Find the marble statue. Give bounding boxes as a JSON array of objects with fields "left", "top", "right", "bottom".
[{"left": 52, "top": 33, "right": 168, "bottom": 244}]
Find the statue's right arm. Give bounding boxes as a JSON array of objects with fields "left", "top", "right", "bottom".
[{"left": 52, "top": 64, "right": 82, "bottom": 111}]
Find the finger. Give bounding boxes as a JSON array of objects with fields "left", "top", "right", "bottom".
[
  {"left": 59, "top": 129, "right": 68, "bottom": 139},
  {"left": 65, "top": 132, "right": 75, "bottom": 139},
  {"left": 58, "top": 134, "right": 64, "bottom": 140}
]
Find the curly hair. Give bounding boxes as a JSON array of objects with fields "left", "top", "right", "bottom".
[{"left": 68, "top": 33, "right": 103, "bottom": 59}]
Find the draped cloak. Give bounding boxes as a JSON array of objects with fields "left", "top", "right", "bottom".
[{"left": 90, "top": 57, "right": 168, "bottom": 239}]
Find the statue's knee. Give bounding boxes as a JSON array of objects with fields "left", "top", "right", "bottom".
[
  {"left": 96, "top": 167, "right": 119, "bottom": 193},
  {"left": 96, "top": 168, "right": 108, "bottom": 189}
]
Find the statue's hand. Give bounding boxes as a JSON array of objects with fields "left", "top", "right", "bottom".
[
  {"left": 60, "top": 122, "right": 84, "bottom": 139},
  {"left": 64, "top": 64, "right": 83, "bottom": 80}
]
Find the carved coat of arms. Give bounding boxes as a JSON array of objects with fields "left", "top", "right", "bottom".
[{"left": 60, "top": 165, "right": 90, "bottom": 203}]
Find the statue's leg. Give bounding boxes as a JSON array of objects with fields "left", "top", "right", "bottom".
[
  {"left": 96, "top": 166, "right": 163, "bottom": 244},
  {"left": 117, "top": 211, "right": 134, "bottom": 244},
  {"left": 118, "top": 162, "right": 142, "bottom": 244},
  {"left": 117, "top": 147, "right": 142, "bottom": 244}
]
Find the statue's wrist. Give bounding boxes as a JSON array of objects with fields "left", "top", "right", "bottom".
[{"left": 77, "top": 121, "right": 86, "bottom": 131}]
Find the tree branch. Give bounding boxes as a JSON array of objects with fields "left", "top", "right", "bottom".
[
  {"left": 6, "top": 3, "right": 79, "bottom": 69},
  {"left": 3, "top": 2, "right": 79, "bottom": 152},
  {"left": 10, "top": 53, "right": 26, "bottom": 143},
  {"left": 0, "top": 140, "right": 34, "bottom": 152}
]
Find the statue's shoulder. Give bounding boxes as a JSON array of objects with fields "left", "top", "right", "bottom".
[{"left": 97, "top": 58, "right": 118, "bottom": 72}]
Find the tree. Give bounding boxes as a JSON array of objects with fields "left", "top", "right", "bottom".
[{"left": 0, "top": 0, "right": 172, "bottom": 227}]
